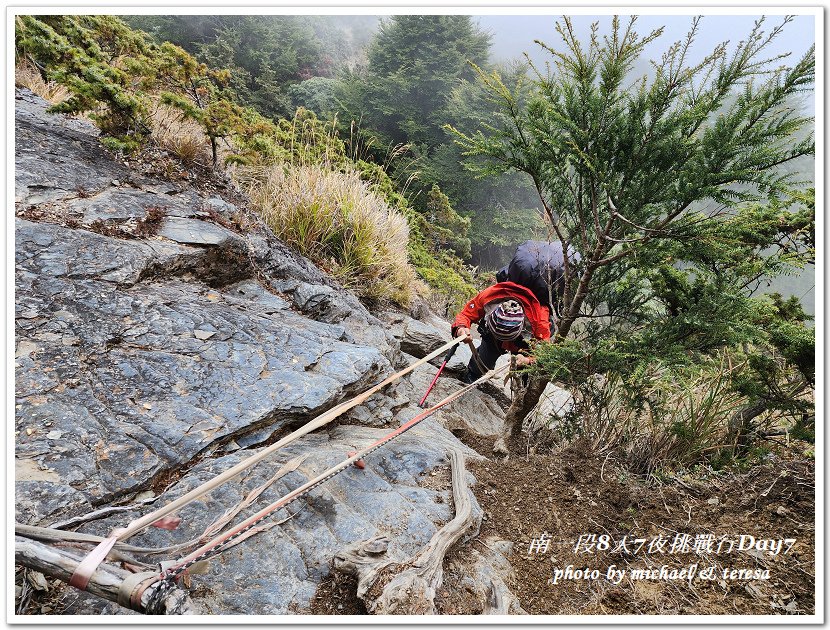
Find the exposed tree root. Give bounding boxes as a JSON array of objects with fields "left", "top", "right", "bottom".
[{"left": 334, "top": 448, "right": 479, "bottom": 614}]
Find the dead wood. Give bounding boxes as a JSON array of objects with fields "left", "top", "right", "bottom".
[
  {"left": 334, "top": 448, "right": 478, "bottom": 614},
  {"left": 14, "top": 536, "right": 192, "bottom": 615}
]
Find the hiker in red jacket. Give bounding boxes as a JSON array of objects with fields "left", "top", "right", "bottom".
[{"left": 451, "top": 281, "right": 551, "bottom": 383}]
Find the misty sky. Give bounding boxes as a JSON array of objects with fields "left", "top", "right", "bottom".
[
  {"left": 474, "top": 13, "right": 816, "bottom": 119},
  {"left": 476, "top": 14, "right": 815, "bottom": 68}
]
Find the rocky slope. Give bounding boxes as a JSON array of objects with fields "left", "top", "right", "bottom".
[{"left": 13, "top": 88, "right": 518, "bottom": 615}]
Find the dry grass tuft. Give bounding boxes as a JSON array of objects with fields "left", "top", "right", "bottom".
[
  {"left": 536, "top": 354, "right": 755, "bottom": 477},
  {"left": 15, "top": 59, "right": 70, "bottom": 104},
  {"left": 148, "top": 101, "right": 212, "bottom": 165},
  {"left": 238, "top": 162, "right": 417, "bottom": 305}
]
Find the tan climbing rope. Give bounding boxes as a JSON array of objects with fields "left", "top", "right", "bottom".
[
  {"left": 66, "top": 338, "right": 463, "bottom": 590},
  {"left": 154, "top": 363, "right": 510, "bottom": 585}
]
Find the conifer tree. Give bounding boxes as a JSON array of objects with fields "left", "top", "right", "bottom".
[
  {"left": 16, "top": 15, "right": 156, "bottom": 151},
  {"left": 451, "top": 16, "right": 815, "bottom": 444},
  {"left": 156, "top": 42, "right": 244, "bottom": 168},
  {"left": 349, "top": 15, "right": 491, "bottom": 150}
]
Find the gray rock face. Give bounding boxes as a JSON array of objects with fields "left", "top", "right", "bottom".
[
  {"left": 16, "top": 218, "right": 386, "bottom": 513},
  {"left": 157, "top": 216, "right": 244, "bottom": 247},
  {"left": 15, "top": 89, "right": 128, "bottom": 207},
  {"left": 14, "top": 88, "right": 514, "bottom": 616},
  {"left": 397, "top": 354, "right": 507, "bottom": 437},
  {"left": 14, "top": 91, "right": 391, "bottom": 524},
  {"left": 251, "top": 235, "right": 399, "bottom": 362},
  {"left": 73, "top": 422, "right": 481, "bottom": 615}
]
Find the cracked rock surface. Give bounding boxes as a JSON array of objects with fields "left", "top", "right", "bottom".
[{"left": 14, "top": 88, "right": 511, "bottom": 615}]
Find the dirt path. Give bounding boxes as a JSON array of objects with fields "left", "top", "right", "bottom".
[{"left": 455, "top": 431, "right": 815, "bottom": 615}]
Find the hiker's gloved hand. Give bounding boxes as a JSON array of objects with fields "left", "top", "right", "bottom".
[
  {"left": 455, "top": 327, "right": 472, "bottom": 344},
  {"left": 514, "top": 354, "right": 535, "bottom": 367}
]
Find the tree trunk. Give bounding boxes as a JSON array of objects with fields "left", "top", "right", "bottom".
[
  {"left": 15, "top": 537, "right": 192, "bottom": 615},
  {"left": 492, "top": 376, "right": 549, "bottom": 456},
  {"left": 728, "top": 399, "right": 769, "bottom": 453}
]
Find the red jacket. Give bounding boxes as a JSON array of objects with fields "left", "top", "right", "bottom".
[{"left": 452, "top": 282, "right": 552, "bottom": 347}]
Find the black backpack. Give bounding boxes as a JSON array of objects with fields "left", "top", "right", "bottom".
[{"left": 496, "top": 240, "right": 580, "bottom": 308}]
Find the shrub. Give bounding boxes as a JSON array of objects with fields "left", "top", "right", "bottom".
[
  {"left": 407, "top": 212, "right": 476, "bottom": 316},
  {"left": 16, "top": 15, "right": 156, "bottom": 151},
  {"left": 238, "top": 163, "right": 417, "bottom": 305},
  {"left": 530, "top": 335, "right": 813, "bottom": 476}
]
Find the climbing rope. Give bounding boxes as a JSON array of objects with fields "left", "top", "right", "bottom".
[
  {"left": 66, "top": 338, "right": 463, "bottom": 591},
  {"left": 467, "top": 338, "right": 492, "bottom": 376},
  {"left": 153, "top": 363, "right": 509, "bottom": 585}
]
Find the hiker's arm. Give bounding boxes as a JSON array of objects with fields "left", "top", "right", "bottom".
[
  {"left": 451, "top": 294, "right": 485, "bottom": 339},
  {"left": 514, "top": 354, "right": 535, "bottom": 367}
]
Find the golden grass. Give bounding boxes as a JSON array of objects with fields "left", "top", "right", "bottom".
[
  {"left": 148, "top": 100, "right": 213, "bottom": 165},
  {"left": 15, "top": 58, "right": 70, "bottom": 104},
  {"left": 237, "top": 162, "right": 418, "bottom": 305}
]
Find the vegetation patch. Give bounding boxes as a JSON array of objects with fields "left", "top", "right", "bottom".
[{"left": 239, "top": 163, "right": 416, "bottom": 305}]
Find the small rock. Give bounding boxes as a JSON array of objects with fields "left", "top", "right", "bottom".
[
  {"left": 707, "top": 497, "right": 720, "bottom": 506},
  {"left": 27, "top": 571, "right": 49, "bottom": 591},
  {"left": 45, "top": 430, "right": 63, "bottom": 440},
  {"left": 135, "top": 490, "right": 155, "bottom": 501},
  {"left": 493, "top": 438, "right": 508, "bottom": 457},
  {"left": 194, "top": 329, "right": 217, "bottom": 341},
  {"left": 111, "top": 180, "right": 120, "bottom": 186},
  {"left": 776, "top": 505, "right": 789, "bottom": 516},
  {"left": 15, "top": 341, "right": 38, "bottom": 358},
  {"left": 744, "top": 583, "right": 763, "bottom": 599}
]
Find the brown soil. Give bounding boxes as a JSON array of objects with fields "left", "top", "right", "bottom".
[
  {"left": 459, "top": 433, "right": 815, "bottom": 615},
  {"left": 308, "top": 572, "right": 367, "bottom": 615},
  {"left": 308, "top": 427, "right": 815, "bottom": 616}
]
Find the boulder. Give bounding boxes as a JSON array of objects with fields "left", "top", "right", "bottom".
[
  {"left": 525, "top": 383, "right": 575, "bottom": 435},
  {"left": 385, "top": 314, "right": 472, "bottom": 373},
  {"left": 13, "top": 92, "right": 392, "bottom": 522}
]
